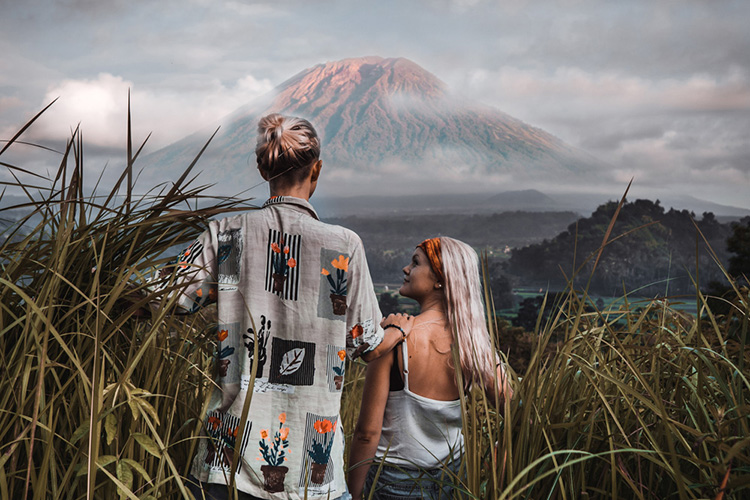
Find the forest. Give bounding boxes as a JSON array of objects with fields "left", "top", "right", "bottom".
[
  {"left": 508, "top": 198, "right": 738, "bottom": 296},
  {"left": 327, "top": 210, "right": 580, "bottom": 285}
]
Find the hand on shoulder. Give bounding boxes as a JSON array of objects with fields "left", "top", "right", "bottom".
[{"left": 381, "top": 312, "right": 415, "bottom": 339}]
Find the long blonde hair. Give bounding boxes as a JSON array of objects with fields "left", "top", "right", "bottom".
[{"left": 438, "top": 237, "right": 498, "bottom": 392}]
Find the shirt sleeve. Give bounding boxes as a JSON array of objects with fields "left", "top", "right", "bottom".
[
  {"left": 344, "top": 234, "right": 384, "bottom": 360},
  {"left": 150, "top": 226, "right": 218, "bottom": 313}
]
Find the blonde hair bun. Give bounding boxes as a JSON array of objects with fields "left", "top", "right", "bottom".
[{"left": 256, "top": 113, "right": 320, "bottom": 183}]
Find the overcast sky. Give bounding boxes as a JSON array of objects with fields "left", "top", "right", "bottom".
[{"left": 2, "top": 0, "right": 749, "bottom": 208}]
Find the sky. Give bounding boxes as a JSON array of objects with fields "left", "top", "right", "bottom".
[{"left": 2, "top": 0, "right": 749, "bottom": 209}]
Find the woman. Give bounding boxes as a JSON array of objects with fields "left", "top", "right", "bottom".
[
  {"left": 348, "top": 237, "right": 511, "bottom": 499},
  {"left": 162, "top": 113, "right": 408, "bottom": 500}
]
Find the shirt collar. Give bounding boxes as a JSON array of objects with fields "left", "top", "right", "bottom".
[{"left": 262, "top": 196, "right": 320, "bottom": 220}]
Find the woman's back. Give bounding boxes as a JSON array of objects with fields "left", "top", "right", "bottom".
[
  {"left": 376, "top": 313, "right": 464, "bottom": 470},
  {"left": 397, "top": 314, "right": 459, "bottom": 401}
]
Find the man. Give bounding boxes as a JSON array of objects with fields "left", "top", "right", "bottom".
[{"left": 154, "top": 114, "right": 409, "bottom": 500}]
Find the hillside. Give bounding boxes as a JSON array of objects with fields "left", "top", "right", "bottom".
[
  {"left": 328, "top": 210, "right": 580, "bottom": 284},
  {"left": 508, "top": 199, "right": 734, "bottom": 296}
]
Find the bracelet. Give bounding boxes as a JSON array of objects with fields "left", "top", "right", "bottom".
[{"left": 383, "top": 324, "right": 407, "bottom": 341}]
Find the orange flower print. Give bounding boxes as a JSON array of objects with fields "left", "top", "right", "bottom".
[
  {"left": 287, "top": 258, "right": 296, "bottom": 268},
  {"left": 280, "top": 427, "right": 289, "bottom": 440},
  {"left": 321, "top": 268, "right": 330, "bottom": 276},
  {"left": 350, "top": 324, "right": 363, "bottom": 339},
  {"left": 208, "top": 287, "right": 217, "bottom": 301},
  {"left": 331, "top": 255, "right": 349, "bottom": 272},
  {"left": 279, "top": 413, "right": 287, "bottom": 424},
  {"left": 337, "top": 350, "right": 346, "bottom": 361},
  {"left": 208, "top": 416, "right": 221, "bottom": 431},
  {"left": 271, "top": 242, "right": 281, "bottom": 254},
  {"left": 196, "top": 288, "right": 203, "bottom": 297},
  {"left": 284, "top": 246, "right": 290, "bottom": 254},
  {"left": 217, "top": 329, "right": 228, "bottom": 342},
  {"left": 260, "top": 429, "right": 269, "bottom": 439},
  {"left": 314, "top": 419, "right": 333, "bottom": 434}
]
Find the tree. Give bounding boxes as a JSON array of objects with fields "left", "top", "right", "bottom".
[
  {"left": 488, "top": 259, "right": 516, "bottom": 310},
  {"left": 727, "top": 217, "right": 750, "bottom": 283},
  {"left": 378, "top": 291, "right": 402, "bottom": 316}
]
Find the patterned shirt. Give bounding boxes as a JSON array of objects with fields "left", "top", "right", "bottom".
[{"left": 159, "top": 196, "right": 384, "bottom": 499}]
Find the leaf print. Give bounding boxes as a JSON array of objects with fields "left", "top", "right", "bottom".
[
  {"left": 217, "top": 244, "right": 232, "bottom": 264},
  {"left": 218, "top": 346, "right": 235, "bottom": 359},
  {"left": 278, "top": 348, "right": 305, "bottom": 375}
]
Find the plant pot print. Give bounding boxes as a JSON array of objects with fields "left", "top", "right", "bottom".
[
  {"left": 272, "top": 272, "right": 287, "bottom": 293},
  {"left": 332, "top": 349, "right": 346, "bottom": 390},
  {"left": 269, "top": 238, "right": 297, "bottom": 296},
  {"left": 258, "top": 413, "right": 290, "bottom": 491},
  {"left": 204, "top": 437, "right": 233, "bottom": 466},
  {"left": 307, "top": 418, "right": 335, "bottom": 484},
  {"left": 261, "top": 465, "right": 288, "bottom": 493},
  {"left": 310, "top": 462, "right": 327, "bottom": 484},
  {"left": 322, "top": 255, "right": 349, "bottom": 316},
  {"left": 329, "top": 293, "right": 346, "bottom": 315},
  {"left": 218, "top": 359, "right": 230, "bottom": 377}
]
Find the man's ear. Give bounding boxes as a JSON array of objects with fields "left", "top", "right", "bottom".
[{"left": 310, "top": 159, "right": 322, "bottom": 182}]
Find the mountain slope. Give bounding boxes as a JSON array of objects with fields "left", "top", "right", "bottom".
[{"left": 143, "top": 56, "right": 604, "bottom": 195}]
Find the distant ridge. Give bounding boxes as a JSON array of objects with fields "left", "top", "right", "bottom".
[
  {"left": 313, "top": 189, "right": 750, "bottom": 219},
  {"left": 485, "top": 189, "right": 557, "bottom": 207},
  {"left": 143, "top": 56, "right": 605, "bottom": 195}
]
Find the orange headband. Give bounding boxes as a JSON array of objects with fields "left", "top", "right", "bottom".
[{"left": 417, "top": 237, "right": 444, "bottom": 284}]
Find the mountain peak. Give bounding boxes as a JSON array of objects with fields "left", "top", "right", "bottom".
[
  {"left": 276, "top": 56, "right": 447, "bottom": 108},
  {"left": 145, "top": 56, "right": 604, "bottom": 196}
]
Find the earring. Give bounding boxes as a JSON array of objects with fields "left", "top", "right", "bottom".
[{"left": 436, "top": 283, "right": 442, "bottom": 288}]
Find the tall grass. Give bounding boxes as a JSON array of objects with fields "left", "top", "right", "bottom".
[
  {"left": 0, "top": 106, "right": 249, "bottom": 499},
  {"left": 444, "top": 206, "right": 750, "bottom": 498},
  {"left": 342, "top": 284, "right": 749, "bottom": 499},
  {"left": 2, "top": 108, "right": 748, "bottom": 499},
  {"left": 471, "top": 285, "right": 749, "bottom": 499}
]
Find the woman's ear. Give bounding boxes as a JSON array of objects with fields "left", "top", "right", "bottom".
[{"left": 310, "top": 159, "right": 323, "bottom": 182}]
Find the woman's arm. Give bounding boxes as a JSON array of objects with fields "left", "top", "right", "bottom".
[{"left": 348, "top": 349, "right": 394, "bottom": 499}]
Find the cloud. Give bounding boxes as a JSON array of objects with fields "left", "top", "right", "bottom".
[
  {"left": 438, "top": 61, "right": 750, "bottom": 208},
  {"left": 222, "top": 1, "right": 285, "bottom": 17},
  {"left": 30, "top": 72, "right": 274, "bottom": 150},
  {"left": 0, "top": 96, "right": 23, "bottom": 115},
  {"left": 460, "top": 66, "right": 750, "bottom": 120},
  {"left": 31, "top": 73, "right": 131, "bottom": 148}
]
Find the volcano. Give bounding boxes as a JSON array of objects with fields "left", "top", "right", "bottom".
[{"left": 143, "top": 56, "right": 604, "bottom": 195}]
